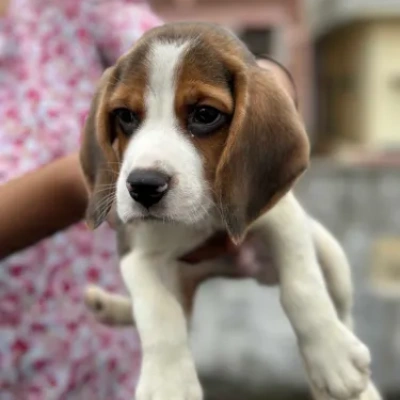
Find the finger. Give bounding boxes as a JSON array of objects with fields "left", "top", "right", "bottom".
[
  {"left": 236, "top": 234, "right": 280, "bottom": 285},
  {"left": 236, "top": 243, "right": 260, "bottom": 276}
]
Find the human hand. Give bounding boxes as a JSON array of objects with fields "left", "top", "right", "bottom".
[{"left": 180, "top": 231, "right": 279, "bottom": 286}]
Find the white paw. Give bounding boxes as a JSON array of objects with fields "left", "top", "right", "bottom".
[
  {"left": 84, "top": 285, "right": 118, "bottom": 325},
  {"left": 301, "top": 323, "right": 371, "bottom": 400},
  {"left": 136, "top": 353, "right": 203, "bottom": 400}
]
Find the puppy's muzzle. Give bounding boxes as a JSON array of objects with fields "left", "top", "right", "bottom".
[{"left": 126, "top": 169, "right": 170, "bottom": 208}]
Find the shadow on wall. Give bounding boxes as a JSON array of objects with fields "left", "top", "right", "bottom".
[
  {"left": 202, "top": 376, "right": 311, "bottom": 400},
  {"left": 202, "top": 376, "right": 399, "bottom": 400}
]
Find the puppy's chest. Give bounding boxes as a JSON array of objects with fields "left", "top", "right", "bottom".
[{"left": 117, "top": 219, "right": 222, "bottom": 260}]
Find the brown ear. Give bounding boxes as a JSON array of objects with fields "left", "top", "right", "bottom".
[
  {"left": 79, "top": 67, "right": 119, "bottom": 229},
  {"left": 215, "top": 64, "right": 310, "bottom": 243}
]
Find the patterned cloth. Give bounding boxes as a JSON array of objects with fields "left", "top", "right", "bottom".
[{"left": 0, "top": 1, "right": 161, "bottom": 398}]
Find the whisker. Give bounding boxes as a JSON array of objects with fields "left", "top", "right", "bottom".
[
  {"left": 92, "top": 193, "right": 115, "bottom": 216},
  {"left": 92, "top": 187, "right": 116, "bottom": 196},
  {"left": 97, "top": 168, "right": 120, "bottom": 177},
  {"left": 92, "top": 182, "right": 117, "bottom": 193}
]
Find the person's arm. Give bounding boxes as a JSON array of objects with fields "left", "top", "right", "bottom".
[{"left": 0, "top": 153, "right": 88, "bottom": 260}]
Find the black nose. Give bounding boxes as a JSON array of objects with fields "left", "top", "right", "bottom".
[{"left": 126, "top": 169, "right": 170, "bottom": 208}]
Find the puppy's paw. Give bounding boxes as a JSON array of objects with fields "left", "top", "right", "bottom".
[
  {"left": 301, "top": 323, "right": 370, "bottom": 400},
  {"left": 136, "top": 352, "right": 203, "bottom": 400},
  {"left": 84, "top": 285, "right": 132, "bottom": 326},
  {"left": 85, "top": 285, "right": 113, "bottom": 323}
]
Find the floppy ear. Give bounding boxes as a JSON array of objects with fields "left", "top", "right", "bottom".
[
  {"left": 80, "top": 67, "right": 119, "bottom": 229},
  {"left": 215, "top": 64, "right": 310, "bottom": 243}
]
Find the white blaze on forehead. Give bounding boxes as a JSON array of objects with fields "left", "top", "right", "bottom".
[
  {"left": 120, "top": 39, "right": 192, "bottom": 172},
  {"left": 146, "top": 40, "right": 188, "bottom": 122}
]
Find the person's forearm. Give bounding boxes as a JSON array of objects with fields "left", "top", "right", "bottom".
[{"left": 0, "top": 153, "right": 88, "bottom": 260}]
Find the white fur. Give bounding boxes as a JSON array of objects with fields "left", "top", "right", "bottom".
[
  {"left": 253, "top": 194, "right": 372, "bottom": 400},
  {"left": 120, "top": 236, "right": 202, "bottom": 400},
  {"left": 92, "top": 40, "right": 379, "bottom": 400},
  {"left": 115, "top": 40, "right": 215, "bottom": 400},
  {"left": 87, "top": 196, "right": 380, "bottom": 400},
  {"left": 116, "top": 40, "right": 213, "bottom": 226}
]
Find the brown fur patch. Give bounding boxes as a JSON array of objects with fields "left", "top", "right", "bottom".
[
  {"left": 175, "top": 43, "right": 234, "bottom": 184},
  {"left": 79, "top": 67, "right": 121, "bottom": 228},
  {"left": 108, "top": 42, "right": 150, "bottom": 159},
  {"left": 167, "top": 25, "right": 309, "bottom": 240},
  {"left": 214, "top": 65, "right": 309, "bottom": 241},
  {"left": 80, "top": 40, "right": 152, "bottom": 227},
  {"left": 80, "top": 21, "right": 309, "bottom": 238}
]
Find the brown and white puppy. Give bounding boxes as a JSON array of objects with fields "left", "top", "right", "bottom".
[{"left": 80, "top": 22, "right": 379, "bottom": 400}]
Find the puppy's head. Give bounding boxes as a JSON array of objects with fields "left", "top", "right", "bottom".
[{"left": 80, "top": 22, "right": 309, "bottom": 242}]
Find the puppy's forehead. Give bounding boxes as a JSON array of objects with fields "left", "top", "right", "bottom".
[{"left": 117, "top": 22, "right": 254, "bottom": 87}]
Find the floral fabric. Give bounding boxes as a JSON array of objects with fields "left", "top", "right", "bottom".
[{"left": 0, "top": 1, "right": 161, "bottom": 398}]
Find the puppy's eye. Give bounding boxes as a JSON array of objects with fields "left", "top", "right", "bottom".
[
  {"left": 114, "top": 108, "right": 139, "bottom": 135},
  {"left": 188, "top": 106, "right": 226, "bottom": 137}
]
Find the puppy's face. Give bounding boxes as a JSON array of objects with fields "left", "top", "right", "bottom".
[
  {"left": 80, "top": 23, "right": 310, "bottom": 242},
  {"left": 113, "top": 38, "right": 228, "bottom": 227}
]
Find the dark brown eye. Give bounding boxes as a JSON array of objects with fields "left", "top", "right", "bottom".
[
  {"left": 114, "top": 108, "right": 139, "bottom": 135},
  {"left": 188, "top": 106, "right": 226, "bottom": 137}
]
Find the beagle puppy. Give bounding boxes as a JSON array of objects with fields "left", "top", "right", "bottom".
[{"left": 80, "top": 22, "right": 380, "bottom": 400}]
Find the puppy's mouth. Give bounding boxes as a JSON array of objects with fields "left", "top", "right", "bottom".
[{"left": 125, "top": 213, "right": 178, "bottom": 225}]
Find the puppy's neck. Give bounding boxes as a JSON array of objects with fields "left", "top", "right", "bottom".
[{"left": 119, "top": 209, "right": 224, "bottom": 259}]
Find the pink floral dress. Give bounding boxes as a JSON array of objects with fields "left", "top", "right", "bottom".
[{"left": 0, "top": 1, "right": 161, "bottom": 398}]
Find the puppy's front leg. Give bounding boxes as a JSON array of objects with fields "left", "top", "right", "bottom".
[
  {"left": 254, "top": 193, "right": 370, "bottom": 400},
  {"left": 120, "top": 251, "right": 202, "bottom": 400}
]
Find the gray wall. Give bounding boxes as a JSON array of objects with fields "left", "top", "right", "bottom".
[
  {"left": 191, "top": 160, "right": 400, "bottom": 399},
  {"left": 308, "top": 0, "right": 400, "bottom": 38}
]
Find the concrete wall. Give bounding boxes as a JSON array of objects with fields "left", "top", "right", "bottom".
[
  {"left": 316, "top": 19, "right": 400, "bottom": 150},
  {"left": 364, "top": 21, "right": 400, "bottom": 148},
  {"left": 317, "top": 24, "right": 368, "bottom": 144},
  {"left": 191, "top": 161, "right": 400, "bottom": 399},
  {"left": 308, "top": 0, "right": 400, "bottom": 37}
]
